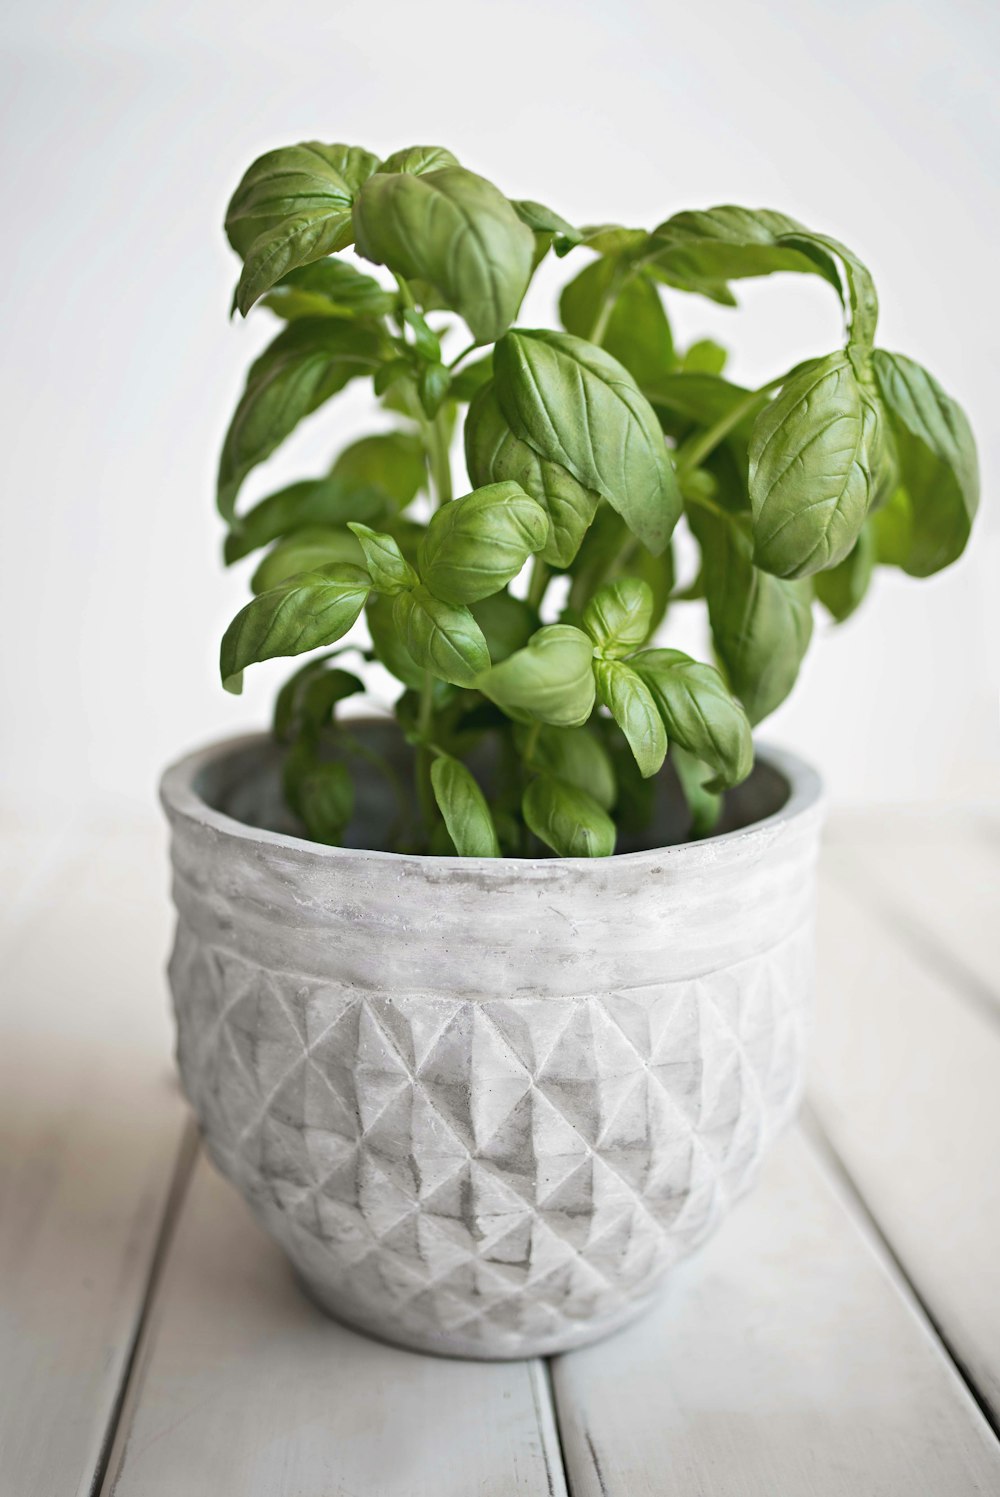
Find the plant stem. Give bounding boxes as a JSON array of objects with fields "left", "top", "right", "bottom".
[
  {"left": 522, "top": 719, "right": 542, "bottom": 766},
  {"left": 590, "top": 263, "right": 628, "bottom": 347},
  {"left": 448, "top": 340, "right": 479, "bottom": 371},
  {"left": 675, "top": 377, "right": 784, "bottom": 476},
  {"left": 415, "top": 672, "right": 437, "bottom": 846},
  {"left": 527, "top": 556, "right": 550, "bottom": 612},
  {"left": 425, "top": 409, "right": 453, "bottom": 507}
]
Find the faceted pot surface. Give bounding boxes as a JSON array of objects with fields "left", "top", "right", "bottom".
[{"left": 160, "top": 730, "right": 823, "bottom": 1359}]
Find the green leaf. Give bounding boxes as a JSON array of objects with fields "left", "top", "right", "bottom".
[
  {"left": 225, "top": 477, "right": 385, "bottom": 563},
  {"left": 522, "top": 775, "right": 615, "bottom": 858},
  {"left": 217, "top": 319, "right": 381, "bottom": 520},
  {"left": 366, "top": 593, "right": 423, "bottom": 689},
  {"left": 220, "top": 563, "right": 371, "bottom": 684},
  {"left": 273, "top": 656, "right": 362, "bottom": 741},
  {"left": 644, "top": 205, "right": 842, "bottom": 292},
  {"left": 679, "top": 339, "right": 728, "bottom": 375},
  {"left": 469, "top": 592, "right": 535, "bottom": 664},
  {"left": 420, "top": 482, "right": 549, "bottom": 604},
  {"left": 292, "top": 757, "right": 355, "bottom": 845},
  {"left": 262, "top": 257, "right": 394, "bottom": 321},
  {"left": 330, "top": 430, "right": 427, "bottom": 509},
  {"left": 582, "top": 577, "right": 654, "bottom": 657},
  {"left": 347, "top": 523, "right": 418, "bottom": 595},
  {"left": 559, "top": 259, "right": 674, "bottom": 387},
  {"left": 511, "top": 200, "right": 581, "bottom": 244},
  {"left": 749, "top": 352, "right": 880, "bottom": 578},
  {"left": 378, "top": 145, "right": 459, "bottom": 176},
  {"left": 392, "top": 586, "right": 490, "bottom": 687},
  {"left": 646, "top": 371, "right": 763, "bottom": 447},
  {"left": 691, "top": 508, "right": 814, "bottom": 725},
  {"left": 353, "top": 166, "right": 535, "bottom": 343},
  {"left": 871, "top": 351, "right": 979, "bottom": 576},
  {"left": 430, "top": 756, "right": 501, "bottom": 857},
  {"left": 525, "top": 726, "right": 616, "bottom": 811},
  {"left": 226, "top": 143, "right": 382, "bottom": 314},
  {"left": 633, "top": 649, "right": 752, "bottom": 788},
  {"left": 480, "top": 624, "right": 596, "bottom": 728},
  {"left": 251, "top": 526, "right": 363, "bottom": 592},
  {"left": 418, "top": 361, "right": 451, "bottom": 418},
  {"left": 671, "top": 746, "right": 723, "bottom": 839},
  {"left": 814, "top": 524, "right": 876, "bottom": 621},
  {"left": 493, "top": 330, "right": 681, "bottom": 555},
  {"left": 464, "top": 383, "right": 599, "bottom": 567},
  {"left": 593, "top": 659, "right": 667, "bottom": 778},
  {"left": 450, "top": 352, "right": 494, "bottom": 402}
]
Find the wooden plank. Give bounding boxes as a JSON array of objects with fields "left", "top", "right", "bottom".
[
  {"left": 102, "top": 1153, "right": 567, "bottom": 1497},
  {"left": 809, "top": 866, "right": 1000, "bottom": 1426},
  {"left": 825, "top": 810, "right": 999, "bottom": 1016},
  {"left": 551, "top": 1127, "right": 1000, "bottom": 1497},
  {"left": 0, "top": 823, "right": 190, "bottom": 1497}
]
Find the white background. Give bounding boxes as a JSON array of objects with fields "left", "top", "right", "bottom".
[{"left": 1, "top": 0, "right": 997, "bottom": 822}]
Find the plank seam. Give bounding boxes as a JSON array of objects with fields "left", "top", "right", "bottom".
[
  {"left": 801, "top": 1102, "right": 1000, "bottom": 1444},
  {"left": 541, "top": 1359, "right": 573, "bottom": 1497},
  {"left": 824, "top": 853, "right": 999, "bottom": 1029},
  {"left": 89, "top": 1118, "right": 200, "bottom": 1497}
]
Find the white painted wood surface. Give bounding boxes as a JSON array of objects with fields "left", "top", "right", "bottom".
[
  {"left": 103, "top": 1153, "right": 567, "bottom": 1497},
  {"left": 0, "top": 817, "right": 189, "bottom": 1497},
  {"left": 551, "top": 1126, "right": 1000, "bottom": 1496},
  {"left": 1, "top": 809, "right": 998, "bottom": 1495},
  {"left": 810, "top": 862, "right": 1000, "bottom": 1426},
  {"left": 825, "top": 810, "right": 999, "bottom": 1015}
]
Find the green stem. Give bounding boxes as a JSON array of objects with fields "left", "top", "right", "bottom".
[
  {"left": 425, "top": 409, "right": 453, "bottom": 507},
  {"left": 527, "top": 556, "right": 550, "bottom": 612},
  {"left": 590, "top": 262, "right": 628, "bottom": 347},
  {"left": 448, "top": 340, "right": 479, "bottom": 371},
  {"left": 676, "top": 377, "right": 784, "bottom": 476},
  {"left": 522, "top": 720, "right": 542, "bottom": 766},
  {"left": 415, "top": 672, "right": 436, "bottom": 846}
]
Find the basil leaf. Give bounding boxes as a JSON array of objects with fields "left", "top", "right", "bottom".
[
  {"left": 347, "top": 523, "right": 418, "bottom": 595},
  {"left": 378, "top": 145, "right": 459, "bottom": 176},
  {"left": 353, "top": 166, "right": 534, "bottom": 343},
  {"left": 522, "top": 775, "right": 615, "bottom": 858},
  {"left": 814, "top": 524, "right": 876, "bottom": 621},
  {"left": 749, "top": 352, "right": 880, "bottom": 578},
  {"left": 644, "top": 205, "right": 842, "bottom": 294},
  {"left": 273, "top": 657, "right": 362, "bottom": 741},
  {"left": 251, "top": 526, "right": 363, "bottom": 593},
  {"left": 330, "top": 430, "right": 427, "bottom": 509},
  {"left": 671, "top": 746, "right": 723, "bottom": 839},
  {"left": 481, "top": 624, "right": 596, "bottom": 728},
  {"left": 225, "top": 477, "right": 385, "bottom": 563},
  {"left": 692, "top": 508, "right": 814, "bottom": 725},
  {"left": 366, "top": 593, "right": 423, "bottom": 689},
  {"left": 262, "top": 257, "right": 394, "bottom": 321},
  {"left": 493, "top": 330, "right": 681, "bottom": 555},
  {"left": 464, "top": 383, "right": 599, "bottom": 567},
  {"left": 594, "top": 659, "right": 667, "bottom": 778},
  {"left": 430, "top": 755, "right": 501, "bottom": 857},
  {"left": 582, "top": 578, "right": 654, "bottom": 657},
  {"left": 469, "top": 592, "right": 535, "bottom": 664},
  {"left": 511, "top": 200, "right": 581, "bottom": 244},
  {"left": 450, "top": 352, "right": 494, "bottom": 403},
  {"left": 294, "top": 758, "right": 354, "bottom": 846},
  {"left": 559, "top": 259, "right": 674, "bottom": 387},
  {"left": 679, "top": 340, "right": 728, "bottom": 375},
  {"left": 220, "top": 563, "right": 371, "bottom": 684},
  {"left": 871, "top": 350, "right": 979, "bottom": 576},
  {"left": 392, "top": 586, "right": 490, "bottom": 687},
  {"left": 527, "top": 726, "right": 616, "bottom": 811},
  {"left": 646, "top": 371, "right": 763, "bottom": 446},
  {"left": 419, "top": 482, "right": 549, "bottom": 604},
  {"left": 217, "top": 319, "right": 381, "bottom": 520},
  {"left": 418, "top": 361, "right": 451, "bottom": 418},
  {"left": 633, "top": 648, "right": 752, "bottom": 788},
  {"left": 227, "top": 143, "right": 381, "bottom": 314}
]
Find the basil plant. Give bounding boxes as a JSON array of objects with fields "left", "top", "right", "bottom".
[{"left": 217, "top": 141, "right": 979, "bottom": 857}]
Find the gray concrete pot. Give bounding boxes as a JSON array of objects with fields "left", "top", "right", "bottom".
[{"left": 160, "top": 728, "right": 823, "bottom": 1360}]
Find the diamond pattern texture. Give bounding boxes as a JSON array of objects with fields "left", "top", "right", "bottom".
[{"left": 163, "top": 738, "right": 822, "bottom": 1358}]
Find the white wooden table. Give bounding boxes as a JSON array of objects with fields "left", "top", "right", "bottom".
[{"left": 2, "top": 808, "right": 999, "bottom": 1496}]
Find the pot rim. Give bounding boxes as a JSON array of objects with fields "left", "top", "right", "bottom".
[{"left": 160, "top": 728, "right": 823, "bottom": 873}]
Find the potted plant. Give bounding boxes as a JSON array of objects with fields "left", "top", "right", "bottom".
[{"left": 161, "top": 141, "right": 978, "bottom": 1360}]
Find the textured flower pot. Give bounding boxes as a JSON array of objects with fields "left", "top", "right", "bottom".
[{"left": 160, "top": 727, "right": 823, "bottom": 1360}]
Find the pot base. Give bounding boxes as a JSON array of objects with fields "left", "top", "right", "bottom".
[{"left": 294, "top": 1268, "right": 668, "bottom": 1361}]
